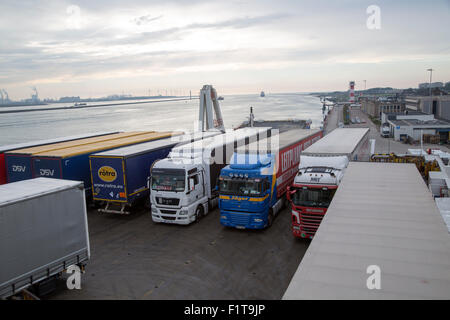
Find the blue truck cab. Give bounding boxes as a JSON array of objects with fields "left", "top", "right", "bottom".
[
  {"left": 219, "top": 152, "right": 276, "bottom": 229},
  {"left": 218, "top": 128, "right": 322, "bottom": 229}
]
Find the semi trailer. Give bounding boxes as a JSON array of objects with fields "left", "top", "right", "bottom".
[
  {"left": 0, "top": 132, "right": 118, "bottom": 185},
  {"left": 150, "top": 127, "right": 271, "bottom": 225},
  {"left": 89, "top": 131, "right": 218, "bottom": 214},
  {"left": 31, "top": 131, "right": 178, "bottom": 196},
  {"left": 5, "top": 131, "right": 148, "bottom": 183},
  {"left": 0, "top": 178, "right": 90, "bottom": 299},
  {"left": 287, "top": 128, "right": 370, "bottom": 239},
  {"left": 218, "top": 129, "right": 323, "bottom": 229}
]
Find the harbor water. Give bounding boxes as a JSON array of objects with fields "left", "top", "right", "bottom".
[{"left": 0, "top": 93, "right": 323, "bottom": 145}]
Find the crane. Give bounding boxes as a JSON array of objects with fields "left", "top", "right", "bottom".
[{"left": 198, "top": 85, "right": 225, "bottom": 133}]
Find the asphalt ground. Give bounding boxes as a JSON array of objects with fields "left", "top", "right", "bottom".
[{"left": 49, "top": 203, "right": 310, "bottom": 300}]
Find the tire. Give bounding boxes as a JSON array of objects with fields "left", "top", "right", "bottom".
[
  {"left": 195, "top": 205, "right": 204, "bottom": 222},
  {"left": 267, "top": 210, "right": 274, "bottom": 228}
]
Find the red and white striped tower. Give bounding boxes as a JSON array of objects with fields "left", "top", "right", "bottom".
[{"left": 349, "top": 81, "right": 355, "bottom": 103}]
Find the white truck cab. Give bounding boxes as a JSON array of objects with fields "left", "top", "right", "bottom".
[{"left": 150, "top": 127, "right": 271, "bottom": 225}]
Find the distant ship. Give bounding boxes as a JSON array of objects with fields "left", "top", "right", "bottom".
[
  {"left": 73, "top": 103, "right": 87, "bottom": 107},
  {"left": 260, "top": 91, "right": 265, "bottom": 97},
  {"left": 217, "top": 96, "right": 224, "bottom": 101}
]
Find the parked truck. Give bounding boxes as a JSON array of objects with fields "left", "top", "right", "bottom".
[
  {"left": 0, "top": 132, "right": 118, "bottom": 185},
  {"left": 287, "top": 128, "right": 370, "bottom": 239},
  {"left": 5, "top": 131, "right": 147, "bottom": 183},
  {"left": 89, "top": 131, "right": 219, "bottom": 214},
  {"left": 150, "top": 127, "right": 271, "bottom": 225},
  {"left": 218, "top": 129, "right": 323, "bottom": 229},
  {"left": 0, "top": 178, "right": 90, "bottom": 299},
  {"left": 381, "top": 123, "right": 390, "bottom": 138}
]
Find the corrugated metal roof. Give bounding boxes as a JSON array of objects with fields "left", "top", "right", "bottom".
[
  {"left": 7, "top": 132, "right": 151, "bottom": 155},
  {"left": 302, "top": 128, "right": 369, "bottom": 156},
  {"left": 34, "top": 131, "right": 177, "bottom": 158},
  {"left": 0, "top": 131, "right": 118, "bottom": 153},
  {"left": 283, "top": 162, "right": 450, "bottom": 300}
]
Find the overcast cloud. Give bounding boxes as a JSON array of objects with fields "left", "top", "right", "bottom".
[{"left": 0, "top": 0, "right": 449, "bottom": 99}]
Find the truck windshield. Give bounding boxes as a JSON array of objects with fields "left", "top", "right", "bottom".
[
  {"left": 219, "top": 178, "right": 263, "bottom": 196},
  {"left": 292, "top": 187, "right": 336, "bottom": 208},
  {"left": 151, "top": 169, "right": 185, "bottom": 192}
]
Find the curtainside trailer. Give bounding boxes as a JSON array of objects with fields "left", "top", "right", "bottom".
[
  {"left": 5, "top": 131, "right": 149, "bottom": 183},
  {"left": 31, "top": 131, "right": 181, "bottom": 197},
  {"left": 0, "top": 132, "right": 118, "bottom": 185},
  {"left": 89, "top": 131, "right": 219, "bottom": 214},
  {"left": 218, "top": 129, "right": 323, "bottom": 229},
  {"left": 0, "top": 178, "right": 90, "bottom": 299}
]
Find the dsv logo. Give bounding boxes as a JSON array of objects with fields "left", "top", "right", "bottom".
[
  {"left": 98, "top": 166, "right": 117, "bottom": 182},
  {"left": 12, "top": 165, "right": 26, "bottom": 172},
  {"left": 40, "top": 169, "right": 55, "bottom": 176}
]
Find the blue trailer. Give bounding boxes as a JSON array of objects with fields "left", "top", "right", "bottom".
[
  {"left": 89, "top": 131, "right": 220, "bottom": 214},
  {"left": 31, "top": 132, "right": 177, "bottom": 198},
  {"left": 4, "top": 132, "right": 154, "bottom": 183},
  {"left": 0, "top": 131, "right": 119, "bottom": 185}
]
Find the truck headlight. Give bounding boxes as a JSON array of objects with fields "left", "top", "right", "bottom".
[
  {"left": 151, "top": 206, "right": 157, "bottom": 213},
  {"left": 179, "top": 210, "right": 188, "bottom": 215},
  {"left": 221, "top": 215, "right": 227, "bottom": 219},
  {"left": 254, "top": 218, "right": 263, "bottom": 222}
]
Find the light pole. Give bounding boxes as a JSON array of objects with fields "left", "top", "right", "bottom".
[{"left": 427, "top": 68, "right": 434, "bottom": 97}]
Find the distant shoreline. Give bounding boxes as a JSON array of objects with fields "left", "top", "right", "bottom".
[{"left": 0, "top": 97, "right": 198, "bottom": 114}]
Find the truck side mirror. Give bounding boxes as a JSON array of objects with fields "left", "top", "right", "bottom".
[{"left": 286, "top": 187, "right": 296, "bottom": 201}]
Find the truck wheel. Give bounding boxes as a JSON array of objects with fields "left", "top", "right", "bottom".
[
  {"left": 195, "top": 206, "right": 204, "bottom": 222},
  {"left": 267, "top": 210, "right": 274, "bottom": 228}
]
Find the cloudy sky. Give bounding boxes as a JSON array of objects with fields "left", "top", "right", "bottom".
[{"left": 0, "top": 0, "right": 449, "bottom": 100}]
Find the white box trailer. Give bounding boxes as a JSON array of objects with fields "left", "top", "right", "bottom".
[
  {"left": 301, "top": 127, "right": 370, "bottom": 161},
  {"left": 0, "top": 178, "right": 90, "bottom": 298},
  {"left": 284, "top": 162, "right": 450, "bottom": 299}
]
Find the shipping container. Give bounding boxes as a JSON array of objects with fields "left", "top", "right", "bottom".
[
  {"left": 5, "top": 131, "right": 153, "bottom": 183},
  {"left": 0, "top": 132, "right": 118, "bottom": 185},
  {"left": 32, "top": 131, "right": 181, "bottom": 196},
  {"left": 89, "top": 131, "right": 219, "bottom": 214},
  {"left": 0, "top": 178, "right": 90, "bottom": 299}
]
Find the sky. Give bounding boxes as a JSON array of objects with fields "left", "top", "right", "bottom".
[{"left": 0, "top": 0, "right": 449, "bottom": 100}]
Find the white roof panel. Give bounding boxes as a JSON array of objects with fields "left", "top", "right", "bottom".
[
  {"left": 302, "top": 128, "right": 369, "bottom": 156},
  {"left": 283, "top": 162, "right": 450, "bottom": 300},
  {"left": 0, "top": 178, "right": 83, "bottom": 207}
]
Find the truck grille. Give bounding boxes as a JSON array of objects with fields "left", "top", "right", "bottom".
[
  {"left": 160, "top": 209, "right": 177, "bottom": 215},
  {"left": 156, "top": 197, "right": 180, "bottom": 206},
  {"left": 228, "top": 213, "right": 250, "bottom": 226},
  {"left": 299, "top": 212, "right": 325, "bottom": 234}
]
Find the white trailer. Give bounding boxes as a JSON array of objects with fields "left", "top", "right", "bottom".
[
  {"left": 0, "top": 178, "right": 90, "bottom": 298},
  {"left": 150, "top": 127, "right": 271, "bottom": 225},
  {"left": 288, "top": 128, "right": 370, "bottom": 238},
  {"left": 284, "top": 162, "right": 450, "bottom": 299},
  {"left": 300, "top": 127, "right": 370, "bottom": 161}
]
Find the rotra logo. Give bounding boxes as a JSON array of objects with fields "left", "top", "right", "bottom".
[{"left": 98, "top": 166, "right": 117, "bottom": 182}]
